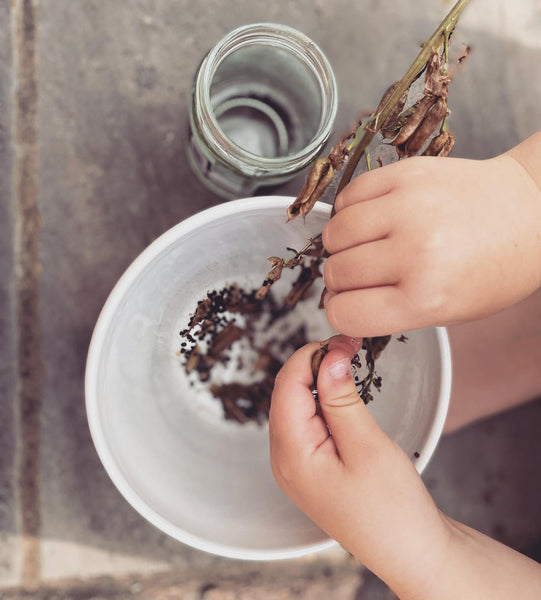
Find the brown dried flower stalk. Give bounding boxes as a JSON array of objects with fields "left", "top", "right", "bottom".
[
  {"left": 289, "top": 1, "right": 471, "bottom": 389},
  {"left": 390, "top": 49, "right": 453, "bottom": 157},
  {"left": 334, "top": 0, "right": 471, "bottom": 197},
  {"left": 180, "top": 1, "right": 471, "bottom": 424}
]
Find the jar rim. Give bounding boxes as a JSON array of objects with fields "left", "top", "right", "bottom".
[{"left": 193, "top": 23, "right": 338, "bottom": 174}]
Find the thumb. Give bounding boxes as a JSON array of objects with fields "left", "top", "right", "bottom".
[{"left": 317, "top": 337, "right": 390, "bottom": 464}]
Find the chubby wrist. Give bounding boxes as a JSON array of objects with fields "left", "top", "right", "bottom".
[
  {"left": 416, "top": 515, "right": 541, "bottom": 600},
  {"left": 505, "top": 130, "right": 541, "bottom": 192}
]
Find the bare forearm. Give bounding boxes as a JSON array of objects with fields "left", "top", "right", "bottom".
[{"left": 407, "top": 517, "right": 541, "bottom": 600}]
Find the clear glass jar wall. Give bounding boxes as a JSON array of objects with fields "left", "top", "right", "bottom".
[{"left": 187, "top": 23, "right": 338, "bottom": 199}]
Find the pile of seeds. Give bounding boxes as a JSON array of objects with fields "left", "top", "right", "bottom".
[
  {"left": 178, "top": 253, "right": 394, "bottom": 424},
  {"left": 178, "top": 268, "right": 320, "bottom": 424}
]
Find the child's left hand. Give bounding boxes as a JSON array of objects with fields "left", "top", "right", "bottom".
[
  {"left": 270, "top": 335, "right": 541, "bottom": 599},
  {"left": 269, "top": 335, "right": 450, "bottom": 599}
]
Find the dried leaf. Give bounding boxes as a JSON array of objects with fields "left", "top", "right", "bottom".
[
  {"left": 405, "top": 97, "right": 448, "bottom": 155},
  {"left": 391, "top": 95, "right": 437, "bottom": 147}
]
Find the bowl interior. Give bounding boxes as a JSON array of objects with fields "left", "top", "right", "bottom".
[{"left": 86, "top": 197, "right": 450, "bottom": 559}]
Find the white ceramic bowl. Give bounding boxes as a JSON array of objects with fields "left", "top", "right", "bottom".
[{"left": 85, "top": 196, "right": 451, "bottom": 560}]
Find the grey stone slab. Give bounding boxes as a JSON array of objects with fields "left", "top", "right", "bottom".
[
  {"left": 0, "top": 559, "right": 363, "bottom": 599},
  {"left": 33, "top": 0, "right": 541, "bottom": 586},
  {"left": 0, "top": 0, "right": 23, "bottom": 589}
]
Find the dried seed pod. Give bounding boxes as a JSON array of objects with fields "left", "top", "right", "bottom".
[
  {"left": 311, "top": 343, "right": 329, "bottom": 384},
  {"left": 287, "top": 111, "right": 372, "bottom": 221},
  {"left": 328, "top": 139, "right": 350, "bottom": 171},
  {"left": 405, "top": 97, "right": 448, "bottom": 156},
  {"left": 424, "top": 50, "right": 451, "bottom": 98},
  {"left": 256, "top": 257, "right": 284, "bottom": 300},
  {"left": 438, "top": 132, "right": 455, "bottom": 157},
  {"left": 373, "top": 81, "right": 409, "bottom": 133},
  {"left": 375, "top": 81, "right": 400, "bottom": 113},
  {"left": 287, "top": 158, "right": 334, "bottom": 221},
  {"left": 381, "top": 104, "right": 418, "bottom": 139},
  {"left": 391, "top": 95, "right": 437, "bottom": 147},
  {"left": 422, "top": 131, "right": 456, "bottom": 157}
]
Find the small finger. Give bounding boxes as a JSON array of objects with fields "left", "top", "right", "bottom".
[
  {"left": 323, "top": 198, "right": 393, "bottom": 254},
  {"left": 325, "top": 287, "right": 416, "bottom": 337},
  {"left": 334, "top": 162, "right": 403, "bottom": 212},
  {"left": 317, "top": 343, "right": 387, "bottom": 464},
  {"left": 324, "top": 239, "right": 401, "bottom": 293}
]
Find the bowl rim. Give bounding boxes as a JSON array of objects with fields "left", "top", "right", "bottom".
[{"left": 85, "top": 195, "right": 451, "bottom": 560}]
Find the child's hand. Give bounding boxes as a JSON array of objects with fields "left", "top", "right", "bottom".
[
  {"left": 322, "top": 144, "right": 541, "bottom": 337},
  {"left": 269, "top": 336, "right": 541, "bottom": 599},
  {"left": 269, "top": 335, "right": 450, "bottom": 598}
]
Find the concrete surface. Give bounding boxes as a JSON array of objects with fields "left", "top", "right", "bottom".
[
  {"left": 2, "top": 0, "right": 541, "bottom": 597},
  {"left": 0, "top": 0, "right": 22, "bottom": 589}
]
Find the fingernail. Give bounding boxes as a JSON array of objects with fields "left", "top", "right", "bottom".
[{"left": 328, "top": 358, "right": 351, "bottom": 380}]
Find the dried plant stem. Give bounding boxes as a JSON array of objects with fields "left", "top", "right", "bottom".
[
  {"left": 283, "top": 235, "right": 322, "bottom": 267},
  {"left": 335, "top": 0, "right": 471, "bottom": 199}
]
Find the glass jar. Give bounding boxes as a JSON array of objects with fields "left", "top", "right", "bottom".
[{"left": 187, "top": 23, "right": 338, "bottom": 199}]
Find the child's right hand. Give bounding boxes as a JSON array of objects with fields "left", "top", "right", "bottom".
[
  {"left": 270, "top": 337, "right": 541, "bottom": 600},
  {"left": 322, "top": 133, "right": 541, "bottom": 337}
]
